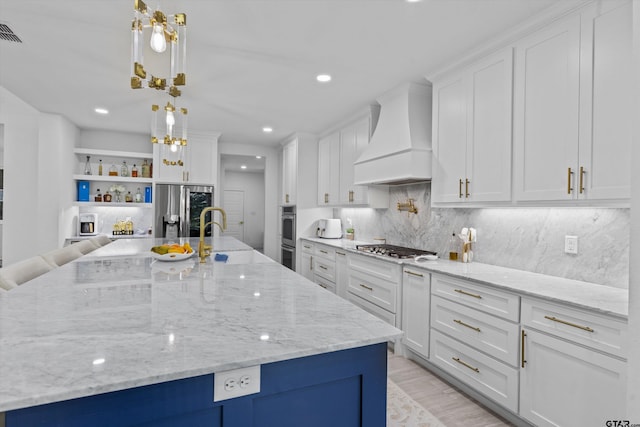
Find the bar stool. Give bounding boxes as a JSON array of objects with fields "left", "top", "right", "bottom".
[
  {"left": 0, "top": 257, "right": 54, "bottom": 290},
  {"left": 72, "top": 239, "right": 98, "bottom": 254},
  {"left": 41, "top": 245, "right": 84, "bottom": 268}
]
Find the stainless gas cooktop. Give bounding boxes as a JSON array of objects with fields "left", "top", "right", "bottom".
[{"left": 355, "top": 244, "right": 437, "bottom": 259}]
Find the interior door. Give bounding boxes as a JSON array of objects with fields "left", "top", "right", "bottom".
[{"left": 223, "top": 189, "right": 245, "bottom": 242}]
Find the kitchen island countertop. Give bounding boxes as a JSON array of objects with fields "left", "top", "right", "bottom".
[{"left": 0, "top": 237, "right": 400, "bottom": 414}]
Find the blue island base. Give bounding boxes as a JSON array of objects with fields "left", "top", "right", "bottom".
[{"left": 7, "top": 343, "right": 388, "bottom": 427}]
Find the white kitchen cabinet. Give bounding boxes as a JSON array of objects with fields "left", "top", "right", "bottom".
[
  {"left": 317, "top": 115, "right": 388, "bottom": 208},
  {"left": 514, "top": 2, "right": 632, "bottom": 202},
  {"left": 520, "top": 328, "right": 626, "bottom": 426},
  {"left": 153, "top": 133, "right": 219, "bottom": 185},
  {"left": 300, "top": 242, "right": 314, "bottom": 281},
  {"left": 317, "top": 133, "right": 340, "bottom": 205},
  {"left": 335, "top": 249, "right": 348, "bottom": 298},
  {"left": 281, "top": 133, "right": 319, "bottom": 208},
  {"left": 401, "top": 267, "right": 430, "bottom": 359},
  {"left": 432, "top": 48, "right": 513, "bottom": 204}
]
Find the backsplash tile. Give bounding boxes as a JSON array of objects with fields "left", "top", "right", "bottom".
[{"left": 335, "top": 184, "right": 629, "bottom": 289}]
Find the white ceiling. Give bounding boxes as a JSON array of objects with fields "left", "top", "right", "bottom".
[{"left": 0, "top": 0, "right": 561, "bottom": 147}]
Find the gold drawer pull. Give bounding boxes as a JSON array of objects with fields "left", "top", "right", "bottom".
[
  {"left": 303, "top": 245, "right": 311, "bottom": 249},
  {"left": 359, "top": 284, "right": 373, "bottom": 291},
  {"left": 320, "top": 250, "right": 328, "bottom": 254},
  {"left": 521, "top": 330, "right": 527, "bottom": 368},
  {"left": 405, "top": 270, "right": 424, "bottom": 278},
  {"left": 336, "top": 252, "right": 346, "bottom": 256},
  {"left": 544, "top": 315, "right": 594, "bottom": 332},
  {"left": 319, "top": 265, "right": 327, "bottom": 270},
  {"left": 318, "top": 283, "right": 327, "bottom": 289},
  {"left": 454, "top": 319, "right": 481, "bottom": 332},
  {"left": 567, "top": 167, "right": 573, "bottom": 194},
  {"left": 324, "top": 193, "right": 329, "bottom": 204},
  {"left": 452, "top": 357, "right": 479, "bottom": 373},
  {"left": 454, "top": 289, "right": 482, "bottom": 299}
]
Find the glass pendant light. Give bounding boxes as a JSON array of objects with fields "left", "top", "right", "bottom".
[{"left": 150, "top": 23, "right": 167, "bottom": 53}]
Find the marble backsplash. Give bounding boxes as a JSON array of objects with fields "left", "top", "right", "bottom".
[{"left": 336, "top": 184, "right": 630, "bottom": 289}]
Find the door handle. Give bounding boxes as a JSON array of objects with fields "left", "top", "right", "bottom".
[
  {"left": 521, "top": 329, "right": 527, "bottom": 368},
  {"left": 567, "top": 167, "right": 573, "bottom": 194},
  {"left": 459, "top": 179, "right": 463, "bottom": 198},
  {"left": 579, "top": 166, "right": 585, "bottom": 194},
  {"left": 465, "top": 179, "right": 470, "bottom": 198}
]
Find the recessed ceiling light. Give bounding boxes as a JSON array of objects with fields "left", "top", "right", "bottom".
[
  {"left": 316, "top": 74, "right": 332, "bottom": 83},
  {"left": 262, "top": 127, "right": 273, "bottom": 133},
  {"left": 256, "top": 156, "right": 262, "bottom": 159},
  {"left": 406, "top": 0, "right": 422, "bottom": 2},
  {"left": 94, "top": 107, "right": 109, "bottom": 115},
  {"left": 241, "top": 165, "right": 247, "bottom": 169}
]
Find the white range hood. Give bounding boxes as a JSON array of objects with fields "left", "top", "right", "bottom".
[{"left": 354, "top": 81, "right": 432, "bottom": 186}]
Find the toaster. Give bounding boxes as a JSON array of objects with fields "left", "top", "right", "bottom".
[{"left": 317, "top": 219, "right": 342, "bottom": 239}]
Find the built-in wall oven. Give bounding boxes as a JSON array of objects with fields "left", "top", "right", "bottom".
[{"left": 281, "top": 206, "right": 296, "bottom": 270}]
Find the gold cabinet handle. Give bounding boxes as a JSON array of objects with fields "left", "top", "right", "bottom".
[
  {"left": 319, "top": 265, "right": 327, "bottom": 270},
  {"left": 465, "top": 179, "right": 470, "bottom": 198},
  {"left": 318, "top": 283, "right": 327, "bottom": 289},
  {"left": 348, "top": 190, "right": 354, "bottom": 203},
  {"left": 320, "top": 250, "right": 328, "bottom": 254},
  {"left": 309, "top": 256, "right": 313, "bottom": 271},
  {"left": 579, "top": 166, "right": 585, "bottom": 194},
  {"left": 324, "top": 193, "right": 329, "bottom": 204},
  {"left": 544, "top": 315, "right": 594, "bottom": 332},
  {"left": 359, "top": 283, "right": 373, "bottom": 291},
  {"left": 452, "top": 357, "right": 480, "bottom": 373},
  {"left": 454, "top": 319, "right": 481, "bottom": 332},
  {"left": 521, "top": 329, "right": 527, "bottom": 368},
  {"left": 405, "top": 270, "right": 424, "bottom": 278},
  {"left": 285, "top": 194, "right": 290, "bottom": 204},
  {"left": 567, "top": 167, "right": 573, "bottom": 194},
  {"left": 336, "top": 252, "right": 346, "bottom": 256},
  {"left": 303, "top": 245, "right": 311, "bottom": 249},
  {"left": 459, "top": 179, "right": 463, "bottom": 198},
  {"left": 454, "top": 289, "right": 482, "bottom": 299}
]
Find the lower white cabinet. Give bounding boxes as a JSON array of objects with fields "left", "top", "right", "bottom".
[
  {"left": 401, "top": 267, "right": 430, "bottom": 359},
  {"left": 300, "top": 242, "right": 314, "bottom": 281},
  {"left": 335, "top": 249, "right": 348, "bottom": 298},
  {"left": 520, "top": 298, "right": 627, "bottom": 426}
]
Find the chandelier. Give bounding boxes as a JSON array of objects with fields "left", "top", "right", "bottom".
[
  {"left": 151, "top": 98, "right": 188, "bottom": 153},
  {"left": 131, "top": 0, "right": 186, "bottom": 95}
]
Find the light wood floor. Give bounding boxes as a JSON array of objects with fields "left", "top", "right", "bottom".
[{"left": 388, "top": 351, "right": 515, "bottom": 427}]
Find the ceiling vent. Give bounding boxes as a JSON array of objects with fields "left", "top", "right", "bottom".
[{"left": 0, "top": 23, "right": 22, "bottom": 43}]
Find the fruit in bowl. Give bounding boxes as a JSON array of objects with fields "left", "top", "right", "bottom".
[{"left": 151, "top": 243, "right": 193, "bottom": 255}]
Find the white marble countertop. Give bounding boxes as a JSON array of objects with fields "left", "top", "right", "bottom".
[
  {"left": 0, "top": 238, "right": 401, "bottom": 413},
  {"left": 301, "top": 237, "right": 629, "bottom": 319}
]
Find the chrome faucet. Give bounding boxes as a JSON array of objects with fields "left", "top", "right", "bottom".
[{"left": 198, "top": 207, "right": 227, "bottom": 263}]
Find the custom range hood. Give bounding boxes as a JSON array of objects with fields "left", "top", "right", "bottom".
[{"left": 354, "top": 81, "right": 432, "bottom": 185}]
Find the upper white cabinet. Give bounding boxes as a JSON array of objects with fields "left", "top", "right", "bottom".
[
  {"left": 281, "top": 133, "right": 319, "bottom": 208},
  {"left": 317, "top": 115, "right": 388, "bottom": 208},
  {"left": 153, "top": 132, "right": 219, "bottom": 185},
  {"left": 432, "top": 48, "right": 513, "bottom": 204},
  {"left": 514, "top": 1, "right": 632, "bottom": 202}
]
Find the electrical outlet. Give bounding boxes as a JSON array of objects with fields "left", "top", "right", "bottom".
[
  {"left": 214, "top": 365, "right": 260, "bottom": 402},
  {"left": 565, "top": 235, "right": 578, "bottom": 254}
]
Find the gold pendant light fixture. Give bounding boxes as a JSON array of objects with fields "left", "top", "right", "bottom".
[
  {"left": 130, "top": 0, "right": 187, "bottom": 94},
  {"left": 151, "top": 99, "right": 188, "bottom": 151}
]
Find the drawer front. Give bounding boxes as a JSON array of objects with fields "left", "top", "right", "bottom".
[
  {"left": 301, "top": 241, "right": 314, "bottom": 254},
  {"left": 348, "top": 253, "right": 401, "bottom": 283},
  {"left": 348, "top": 292, "right": 396, "bottom": 327},
  {"left": 431, "top": 295, "right": 520, "bottom": 366},
  {"left": 314, "top": 244, "right": 336, "bottom": 261},
  {"left": 521, "top": 298, "right": 627, "bottom": 358},
  {"left": 430, "top": 329, "right": 519, "bottom": 412},
  {"left": 432, "top": 274, "right": 520, "bottom": 322},
  {"left": 348, "top": 270, "right": 397, "bottom": 314},
  {"left": 315, "top": 276, "right": 336, "bottom": 294},
  {"left": 314, "top": 258, "right": 336, "bottom": 282}
]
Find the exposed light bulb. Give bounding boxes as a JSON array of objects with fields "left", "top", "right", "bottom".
[
  {"left": 170, "top": 143, "right": 178, "bottom": 153},
  {"left": 166, "top": 110, "right": 175, "bottom": 126},
  {"left": 150, "top": 23, "right": 167, "bottom": 53}
]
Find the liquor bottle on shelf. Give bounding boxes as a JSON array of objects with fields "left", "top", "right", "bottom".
[
  {"left": 84, "top": 156, "right": 92, "bottom": 175},
  {"left": 131, "top": 164, "right": 138, "bottom": 177},
  {"left": 125, "top": 191, "right": 133, "bottom": 203},
  {"left": 135, "top": 188, "right": 143, "bottom": 203},
  {"left": 104, "top": 191, "right": 112, "bottom": 202},
  {"left": 98, "top": 159, "right": 103, "bottom": 176},
  {"left": 121, "top": 161, "right": 129, "bottom": 177},
  {"left": 95, "top": 189, "right": 103, "bottom": 202},
  {"left": 141, "top": 159, "right": 150, "bottom": 178},
  {"left": 109, "top": 164, "right": 118, "bottom": 176}
]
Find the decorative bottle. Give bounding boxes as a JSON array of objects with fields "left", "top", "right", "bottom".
[
  {"left": 131, "top": 164, "right": 138, "bottom": 177},
  {"left": 141, "top": 159, "right": 150, "bottom": 178},
  {"left": 109, "top": 164, "right": 118, "bottom": 176},
  {"left": 94, "top": 189, "right": 102, "bottom": 202},
  {"left": 448, "top": 231, "right": 459, "bottom": 261},
  {"left": 98, "top": 159, "right": 103, "bottom": 176},
  {"left": 135, "top": 188, "right": 142, "bottom": 203},
  {"left": 84, "top": 156, "right": 92, "bottom": 175},
  {"left": 104, "top": 190, "right": 112, "bottom": 202},
  {"left": 121, "top": 161, "right": 129, "bottom": 177},
  {"left": 125, "top": 191, "right": 133, "bottom": 203}
]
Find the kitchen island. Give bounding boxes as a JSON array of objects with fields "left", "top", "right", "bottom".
[{"left": 0, "top": 237, "right": 401, "bottom": 426}]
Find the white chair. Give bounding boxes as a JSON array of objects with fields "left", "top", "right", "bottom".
[
  {"left": 72, "top": 239, "right": 98, "bottom": 254},
  {"left": 0, "top": 257, "right": 54, "bottom": 290},
  {"left": 90, "top": 235, "right": 112, "bottom": 247},
  {"left": 41, "top": 246, "right": 84, "bottom": 268}
]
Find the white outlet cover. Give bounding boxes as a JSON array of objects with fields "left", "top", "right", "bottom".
[
  {"left": 214, "top": 365, "right": 261, "bottom": 402},
  {"left": 565, "top": 235, "right": 578, "bottom": 254}
]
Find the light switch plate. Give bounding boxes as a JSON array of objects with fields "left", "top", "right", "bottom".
[{"left": 213, "top": 365, "right": 261, "bottom": 402}]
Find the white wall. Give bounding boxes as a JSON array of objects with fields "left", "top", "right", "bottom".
[
  {"left": 218, "top": 142, "right": 279, "bottom": 260},
  {"left": 223, "top": 170, "right": 265, "bottom": 249},
  {"left": 79, "top": 129, "right": 149, "bottom": 153},
  {"left": 626, "top": 1, "right": 640, "bottom": 420}
]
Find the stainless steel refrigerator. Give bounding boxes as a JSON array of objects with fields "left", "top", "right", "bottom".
[{"left": 154, "top": 184, "right": 214, "bottom": 238}]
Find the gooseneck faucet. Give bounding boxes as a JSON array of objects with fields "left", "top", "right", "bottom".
[{"left": 198, "top": 207, "right": 227, "bottom": 263}]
